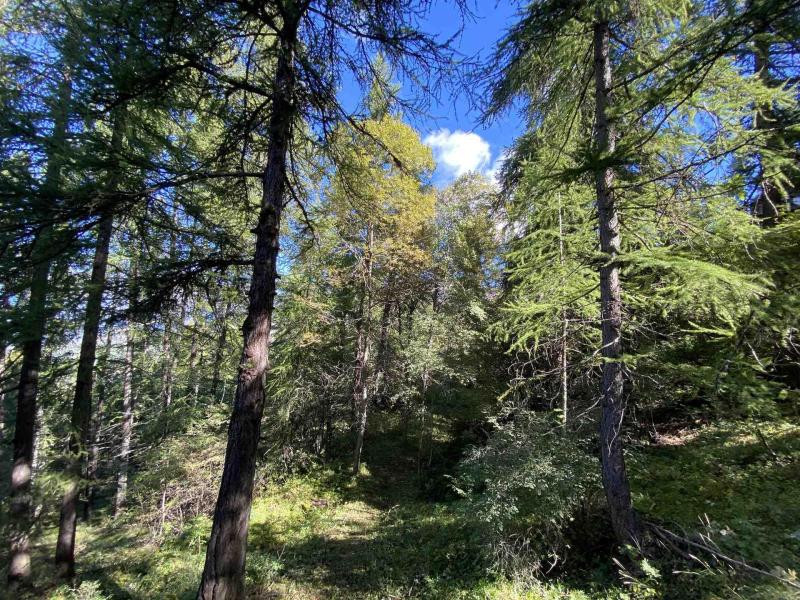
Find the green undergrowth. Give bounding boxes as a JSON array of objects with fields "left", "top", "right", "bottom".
[
  {"left": 12, "top": 411, "right": 800, "bottom": 599},
  {"left": 631, "top": 419, "right": 800, "bottom": 599},
  {"left": 39, "top": 470, "right": 594, "bottom": 600}
]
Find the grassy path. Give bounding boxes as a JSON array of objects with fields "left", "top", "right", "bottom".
[{"left": 244, "top": 413, "right": 487, "bottom": 599}]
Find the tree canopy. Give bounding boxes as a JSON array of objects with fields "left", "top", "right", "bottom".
[{"left": 1, "top": 0, "right": 799, "bottom": 598}]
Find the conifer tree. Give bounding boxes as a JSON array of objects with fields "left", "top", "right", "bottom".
[
  {"left": 5, "top": 25, "right": 75, "bottom": 585},
  {"left": 193, "top": 2, "right": 460, "bottom": 596},
  {"left": 485, "top": 0, "right": 799, "bottom": 548},
  {"left": 328, "top": 113, "right": 435, "bottom": 474}
]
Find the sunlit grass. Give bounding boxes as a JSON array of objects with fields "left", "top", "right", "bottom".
[{"left": 19, "top": 413, "right": 800, "bottom": 599}]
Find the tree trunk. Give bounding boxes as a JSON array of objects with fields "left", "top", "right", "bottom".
[
  {"left": 159, "top": 480, "right": 167, "bottom": 535},
  {"left": 31, "top": 401, "right": 45, "bottom": 486},
  {"left": 162, "top": 313, "right": 174, "bottom": 408},
  {"left": 186, "top": 305, "right": 200, "bottom": 400},
  {"left": 0, "top": 301, "right": 8, "bottom": 446},
  {"left": 352, "top": 223, "right": 374, "bottom": 474},
  {"left": 8, "top": 68, "right": 71, "bottom": 585},
  {"left": 373, "top": 297, "right": 393, "bottom": 406},
  {"left": 753, "top": 33, "right": 781, "bottom": 225},
  {"left": 161, "top": 207, "right": 179, "bottom": 409},
  {"left": 114, "top": 321, "right": 135, "bottom": 516},
  {"left": 0, "top": 293, "right": 10, "bottom": 445},
  {"left": 86, "top": 330, "right": 113, "bottom": 519},
  {"left": 8, "top": 254, "right": 50, "bottom": 585},
  {"left": 55, "top": 212, "right": 114, "bottom": 578},
  {"left": 197, "top": 18, "right": 300, "bottom": 598},
  {"left": 417, "top": 285, "right": 439, "bottom": 475},
  {"left": 560, "top": 317, "right": 568, "bottom": 426},
  {"left": 55, "top": 104, "right": 123, "bottom": 575},
  {"left": 558, "top": 196, "right": 568, "bottom": 426},
  {"left": 593, "top": 19, "right": 641, "bottom": 548},
  {"left": 194, "top": 351, "right": 203, "bottom": 403}
]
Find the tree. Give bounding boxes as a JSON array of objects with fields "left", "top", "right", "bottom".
[
  {"left": 484, "top": 0, "right": 799, "bottom": 549},
  {"left": 591, "top": 13, "right": 641, "bottom": 546},
  {"left": 327, "top": 114, "right": 435, "bottom": 474},
  {"left": 54, "top": 112, "right": 121, "bottom": 579},
  {"left": 193, "top": 1, "right": 460, "bottom": 594},
  {"left": 114, "top": 292, "right": 136, "bottom": 516},
  {"left": 6, "top": 37, "right": 74, "bottom": 586}
]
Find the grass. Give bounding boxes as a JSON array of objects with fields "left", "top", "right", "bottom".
[
  {"left": 631, "top": 419, "right": 800, "bottom": 599},
  {"left": 8, "top": 402, "right": 800, "bottom": 599}
]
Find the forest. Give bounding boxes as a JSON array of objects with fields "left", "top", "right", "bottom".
[{"left": 0, "top": 0, "right": 799, "bottom": 598}]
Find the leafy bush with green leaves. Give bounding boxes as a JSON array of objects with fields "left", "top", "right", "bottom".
[{"left": 455, "top": 413, "right": 602, "bottom": 574}]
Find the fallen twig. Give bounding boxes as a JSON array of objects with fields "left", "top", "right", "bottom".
[{"left": 647, "top": 521, "right": 800, "bottom": 590}]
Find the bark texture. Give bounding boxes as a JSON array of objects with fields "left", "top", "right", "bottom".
[
  {"left": 593, "top": 20, "right": 641, "bottom": 548},
  {"left": 55, "top": 213, "right": 114, "bottom": 578},
  {"left": 197, "top": 17, "right": 300, "bottom": 598}
]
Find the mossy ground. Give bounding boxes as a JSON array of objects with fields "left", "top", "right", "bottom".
[{"left": 10, "top": 404, "right": 800, "bottom": 600}]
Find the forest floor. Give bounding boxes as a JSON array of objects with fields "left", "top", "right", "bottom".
[
  {"left": 13, "top": 400, "right": 800, "bottom": 600},
  {"left": 42, "top": 404, "right": 542, "bottom": 600}
]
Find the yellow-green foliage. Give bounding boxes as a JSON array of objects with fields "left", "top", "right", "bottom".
[{"left": 329, "top": 114, "right": 436, "bottom": 279}]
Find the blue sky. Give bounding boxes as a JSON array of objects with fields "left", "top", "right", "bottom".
[
  {"left": 412, "top": 1, "right": 522, "bottom": 184},
  {"left": 338, "top": 1, "right": 524, "bottom": 186}
]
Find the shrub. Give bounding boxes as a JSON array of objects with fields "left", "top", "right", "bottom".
[{"left": 455, "top": 413, "right": 603, "bottom": 575}]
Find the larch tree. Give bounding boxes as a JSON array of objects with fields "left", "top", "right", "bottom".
[
  {"left": 114, "top": 254, "right": 138, "bottom": 517},
  {"left": 54, "top": 111, "right": 124, "bottom": 579},
  {"left": 190, "top": 1, "right": 462, "bottom": 595},
  {"left": 484, "top": 0, "right": 799, "bottom": 549},
  {"left": 4, "top": 23, "right": 75, "bottom": 584},
  {"left": 328, "top": 114, "right": 435, "bottom": 474}
]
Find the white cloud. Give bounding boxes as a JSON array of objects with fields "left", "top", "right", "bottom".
[
  {"left": 485, "top": 150, "right": 509, "bottom": 184},
  {"left": 424, "top": 129, "right": 492, "bottom": 179}
]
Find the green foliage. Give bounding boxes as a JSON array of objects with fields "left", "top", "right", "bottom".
[
  {"left": 1, "top": 0, "right": 799, "bottom": 598},
  {"left": 51, "top": 580, "right": 110, "bottom": 600},
  {"left": 456, "top": 413, "right": 602, "bottom": 573}
]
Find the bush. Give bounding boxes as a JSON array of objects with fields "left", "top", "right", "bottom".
[{"left": 455, "top": 413, "right": 603, "bottom": 575}]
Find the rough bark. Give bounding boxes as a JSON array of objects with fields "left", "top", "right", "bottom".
[
  {"left": 114, "top": 321, "right": 135, "bottom": 516},
  {"left": 197, "top": 17, "right": 300, "bottom": 598},
  {"left": 593, "top": 19, "right": 641, "bottom": 548},
  {"left": 55, "top": 212, "right": 114, "bottom": 578},
  {"left": 8, "top": 69, "right": 71, "bottom": 585},
  {"left": 352, "top": 223, "right": 374, "bottom": 474}
]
